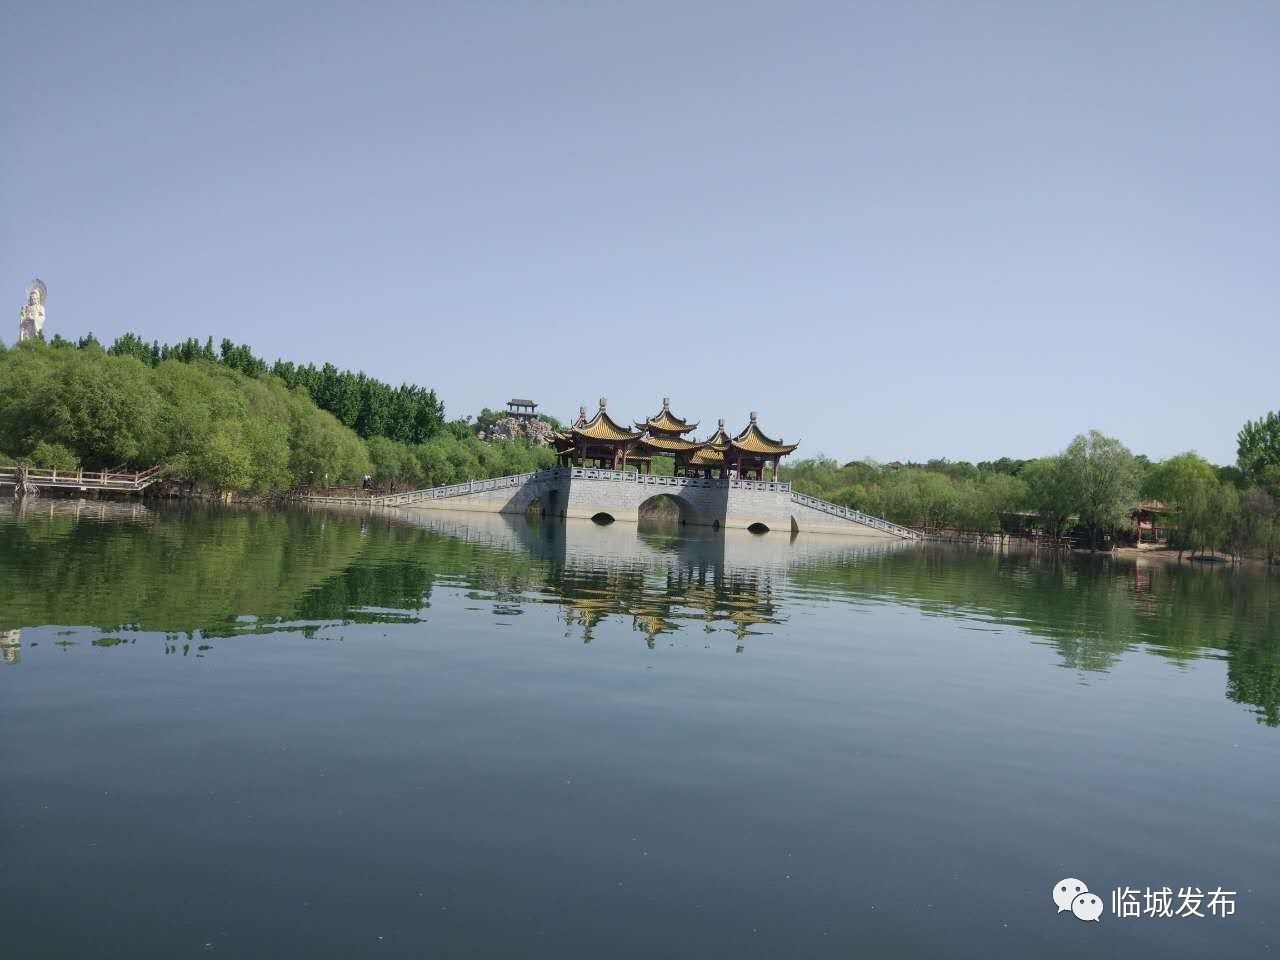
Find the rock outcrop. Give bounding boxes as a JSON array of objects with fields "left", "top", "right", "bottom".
[{"left": 480, "top": 417, "right": 555, "bottom": 446}]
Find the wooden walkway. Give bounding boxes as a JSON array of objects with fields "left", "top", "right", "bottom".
[{"left": 0, "top": 465, "right": 163, "bottom": 496}]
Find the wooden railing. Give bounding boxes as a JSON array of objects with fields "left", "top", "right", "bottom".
[{"left": 0, "top": 464, "right": 164, "bottom": 493}]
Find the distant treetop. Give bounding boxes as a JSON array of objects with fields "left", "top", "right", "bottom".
[{"left": 102, "top": 332, "right": 445, "bottom": 444}]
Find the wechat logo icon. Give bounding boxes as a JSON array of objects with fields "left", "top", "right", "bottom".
[{"left": 1054, "top": 878, "right": 1102, "bottom": 922}]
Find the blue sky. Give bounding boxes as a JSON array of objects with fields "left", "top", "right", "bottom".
[{"left": 3, "top": 2, "right": 1276, "bottom": 465}]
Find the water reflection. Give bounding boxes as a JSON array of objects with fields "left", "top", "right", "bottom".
[
  {"left": 0, "top": 629, "right": 20, "bottom": 664},
  {"left": 1, "top": 501, "right": 1277, "bottom": 725}
]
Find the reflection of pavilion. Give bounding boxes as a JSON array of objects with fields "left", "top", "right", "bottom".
[
  {"left": 388, "top": 510, "right": 907, "bottom": 647},
  {"left": 519, "top": 517, "right": 790, "bottom": 646}
]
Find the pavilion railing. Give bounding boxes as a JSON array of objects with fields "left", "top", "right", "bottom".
[{"left": 568, "top": 467, "right": 791, "bottom": 493}]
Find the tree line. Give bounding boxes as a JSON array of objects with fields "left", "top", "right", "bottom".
[
  {"left": 81, "top": 331, "right": 447, "bottom": 444},
  {"left": 782, "top": 418, "right": 1280, "bottom": 564},
  {"left": 5, "top": 330, "right": 1278, "bottom": 563},
  {"left": 0, "top": 338, "right": 553, "bottom": 494}
]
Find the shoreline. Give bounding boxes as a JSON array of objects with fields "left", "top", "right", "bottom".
[{"left": 1112, "top": 545, "right": 1274, "bottom": 571}]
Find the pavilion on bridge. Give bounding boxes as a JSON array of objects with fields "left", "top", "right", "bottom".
[
  {"left": 553, "top": 399, "right": 798, "bottom": 481},
  {"left": 724, "top": 412, "right": 799, "bottom": 481},
  {"left": 634, "top": 398, "right": 704, "bottom": 476},
  {"left": 552, "top": 399, "right": 644, "bottom": 471}
]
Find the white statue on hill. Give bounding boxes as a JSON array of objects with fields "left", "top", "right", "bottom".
[{"left": 18, "top": 280, "right": 46, "bottom": 341}]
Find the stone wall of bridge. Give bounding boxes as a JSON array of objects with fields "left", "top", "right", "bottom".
[
  {"left": 400, "top": 470, "right": 897, "bottom": 541},
  {"left": 398, "top": 472, "right": 568, "bottom": 518}
]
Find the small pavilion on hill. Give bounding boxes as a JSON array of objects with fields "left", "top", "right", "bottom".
[
  {"left": 725, "top": 412, "right": 798, "bottom": 481},
  {"left": 552, "top": 399, "right": 643, "bottom": 470},
  {"left": 507, "top": 399, "right": 538, "bottom": 419}
]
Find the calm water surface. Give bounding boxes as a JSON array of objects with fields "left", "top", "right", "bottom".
[{"left": 2, "top": 502, "right": 1277, "bottom": 958}]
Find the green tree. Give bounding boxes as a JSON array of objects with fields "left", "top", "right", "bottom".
[
  {"left": 1233, "top": 487, "right": 1280, "bottom": 565},
  {"left": 1144, "top": 452, "right": 1218, "bottom": 556},
  {"left": 26, "top": 441, "right": 81, "bottom": 471},
  {"left": 1021, "top": 457, "right": 1076, "bottom": 539},
  {"left": 1060, "top": 431, "right": 1139, "bottom": 550},
  {"left": 1238, "top": 411, "right": 1280, "bottom": 491},
  {"left": 0, "top": 342, "right": 163, "bottom": 466}
]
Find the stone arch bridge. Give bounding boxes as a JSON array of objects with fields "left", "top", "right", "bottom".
[{"left": 302, "top": 467, "right": 920, "bottom": 541}]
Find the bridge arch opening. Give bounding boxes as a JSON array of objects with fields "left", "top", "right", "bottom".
[
  {"left": 591, "top": 512, "right": 615, "bottom": 525},
  {"left": 747, "top": 522, "right": 770, "bottom": 534},
  {"left": 638, "top": 493, "right": 698, "bottom": 530}
]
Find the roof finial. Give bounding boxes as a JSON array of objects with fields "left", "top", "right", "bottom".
[
  {"left": 578, "top": 405, "right": 587, "bottom": 422},
  {"left": 718, "top": 418, "right": 725, "bottom": 430},
  {"left": 749, "top": 411, "right": 758, "bottom": 423},
  {"left": 662, "top": 397, "right": 670, "bottom": 409},
  {"left": 599, "top": 397, "right": 607, "bottom": 410}
]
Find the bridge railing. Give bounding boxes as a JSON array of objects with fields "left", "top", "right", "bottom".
[
  {"left": 295, "top": 466, "right": 799, "bottom": 508},
  {"left": 790, "top": 491, "right": 923, "bottom": 540},
  {"left": 294, "top": 468, "right": 571, "bottom": 507},
  {"left": 373, "top": 468, "right": 569, "bottom": 506},
  {"left": 568, "top": 467, "right": 791, "bottom": 493}
]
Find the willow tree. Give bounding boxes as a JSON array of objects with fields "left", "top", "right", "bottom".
[
  {"left": 1060, "top": 431, "right": 1140, "bottom": 550},
  {"left": 1144, "top": 452, "right": 1217, "bottom": 557}
]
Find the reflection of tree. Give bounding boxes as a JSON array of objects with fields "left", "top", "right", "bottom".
[
  {"left": 791, "top": 546, "right": 1280, "bottom": 726},
  {"left": 0, "top": 508, "right": 370, "bottom": 635},
  {"left": 0, "top": 508, "right": 549, "bottom": 637},
  {"left": 5, "top": 506, "right": 1275, "bottom": 728},
  {"left": 1225, "top": 635, "right": 1280, "bottom": 727}
]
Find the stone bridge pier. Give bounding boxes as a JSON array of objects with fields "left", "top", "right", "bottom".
[{"left": 561, "top": 469, "right": 799, "bottom": 534}]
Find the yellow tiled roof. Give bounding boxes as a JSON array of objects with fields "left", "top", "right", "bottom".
[
  {"left": 635, "top": 397, "right": 698, "bottom": 435},
  {"left": 572, "top": 400, "right": 643, "bottom": 443},
  {"left": 689, "top": 446, "right": 725, "bottom": 466},
  {"left": 701, "top": 419, "right": 732, "bottom": 449},
  {"left": 731, "top": 415, "right": 799, "bottom": 456},
  {"left": 639, "top": 434, "right": 704, "bottom": 453}
]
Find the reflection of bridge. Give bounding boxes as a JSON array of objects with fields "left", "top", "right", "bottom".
[
  {"left": 380, "top": 510, "right": 913, "bottom": 645},
  {"left": 299, "top": 467, "right": 921, "bottom": 540},
  {"left": 0, "top": 465, "right": 163, "bottom": 497}
]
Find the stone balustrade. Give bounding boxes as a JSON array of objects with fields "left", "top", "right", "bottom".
[{"left": 293, "top": 467, "right": 921, "bottom": 541}]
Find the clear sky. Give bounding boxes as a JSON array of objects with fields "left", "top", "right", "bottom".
[{"left": 3, "top": 2, "right": 1276, "bottom": 465}]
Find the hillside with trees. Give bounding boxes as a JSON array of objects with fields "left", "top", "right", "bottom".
[
  {"left": 0, "top": 338, "right": 553, "bottom": 494},
  {"left": 97, "top": 332, "right": 446, "bottom": 444}
]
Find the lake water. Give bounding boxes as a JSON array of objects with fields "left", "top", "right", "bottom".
[{"left": 2, "top": 502, "right": 1277, "bottom": 958}]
